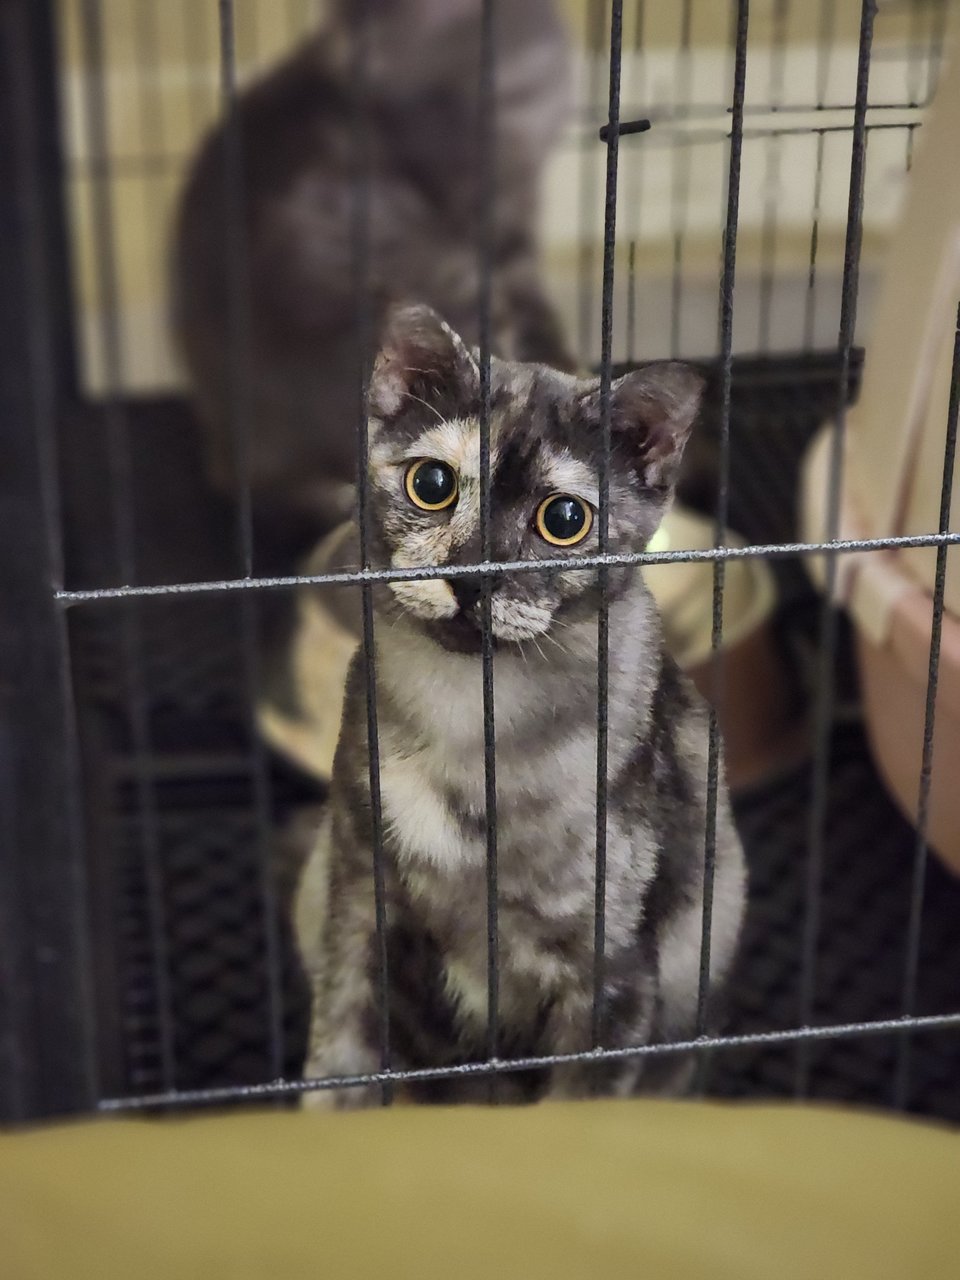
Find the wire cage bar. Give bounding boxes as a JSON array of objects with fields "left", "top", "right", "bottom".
[
  {"left": 348, "top": 0, "right": 392, "bottom": 1107},
  {"left": 1, "top": 0, "right": 959, "bottom": 1124},
  {"left": 475, "top": 0, "right": 501, "bottom": 1101},
  {"left": 796, "top": 0, "right": 878, "bottom": 1098},
  {"left": 0, "top": 0, "right": 100, "bottom": 1120}
]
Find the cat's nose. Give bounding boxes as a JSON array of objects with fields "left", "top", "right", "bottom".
[
  {"left": 448, "top": 575, "right": 504, "bottom": 615},
  {"left": 449, "top": 578, "right": 482, "bottom": 614}
]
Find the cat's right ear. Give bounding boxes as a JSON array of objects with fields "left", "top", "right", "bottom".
[
  {"left": 578, "top": 362, "right": 704, "bottom": 493},
  {"left": 367, "top": 304, "right": 479, "bottom": 424}
]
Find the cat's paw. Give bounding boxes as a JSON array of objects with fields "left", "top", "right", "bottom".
[{"left": 300, "top": 1041, "right": 383, "bottom": 1111}]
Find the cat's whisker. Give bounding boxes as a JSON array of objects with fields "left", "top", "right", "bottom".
[
  {"left": 539, "top": 631, "right": 569, "bottom": 657},
  {"left": 401, "top": 391, "right": 450, "bottom": 427}
]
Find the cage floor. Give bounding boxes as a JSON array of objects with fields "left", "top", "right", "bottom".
[{"left": 61, "top": 353, "right": 960, "bottom": 1119}]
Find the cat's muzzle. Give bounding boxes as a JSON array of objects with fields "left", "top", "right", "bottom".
[{"left": 424, "top": 576, "right": 499, "bottom": 654}]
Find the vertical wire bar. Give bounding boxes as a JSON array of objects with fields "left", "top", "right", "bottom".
[
  {"left": 804, "top": 0, "right": 837, "bottom": 351},
  {"left": 905, "top": 123, "right": 916, "bottom": 175},
  {"left": 182, "top": 1, "right": 215, "bottom": 136},
  {"left": 592, "top": 0, "right": 624, "bottom": 1048},
  {"left": 578, "top": 0, "right": 606, "bottom": 368},
  {"left": 247, "top": 0, "right": 263, "bottom": 72},
  {"left": 218, "top": 0, "right": 254, "bottom": 579},
  {"left": 906, "top": 0, "right": 926, "bottom": 108},
  {"left": 217, "top": 0, "right": 284, "bottom": 1081},
  {"left": 795, "top": 0, "right": 877, "bottom": 1098},
  {"left": 814, "top": 0, "right": 837, "bottom": 109},
  {"left": 6, "top": 0, "right": 100, "bottom": 1110},
  {"left": 626, "top": 239, "right": 638, "bottom": 362},
  {"left": 669, "top": 0, "right": 693, "bottom": 359},
  {"left": 803, "top": 130, "right": 826, "bottom": 350},
  {"left": 695, "top": 0, "right": 749, "bottom": 1052},
  {"left": 131, "top": 0, "right": 168, "bottom": 387},
  {"left": 623, "top": 0, "right": 645, "bottom": 364},
  {"left": 757, "top": 0, "right": 789, "bottom": 353},
  {"left": 893, "top": 303, "right": 960, "bottom": 1111},
  {"left": 477, "top": 0, "right": 500, "bottom": 1100},
  {"left": 350, "top": 1, "right": 391, "bottom": 1105},
  {"left": 923, "top": 0, "right": 948, "bottom": 106},
  {"left": 78, "top": 0, "right": 175, "bottom": 1092}
]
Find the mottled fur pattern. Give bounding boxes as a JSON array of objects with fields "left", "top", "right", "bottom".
[
  {"left": 173, "top": 0, "right": 573, "bottom": 552},
  {"left": 296, "top": 305, "right": 746, "bottom": 1106}
]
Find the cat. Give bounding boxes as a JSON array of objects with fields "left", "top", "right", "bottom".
[
  {"left": 173, "top": 0, "right": 575, "bottom": 560},
  {"left": 294, "top": 303, "right": 747, "bottom": 1106}
]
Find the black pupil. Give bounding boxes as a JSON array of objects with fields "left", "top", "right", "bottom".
[
  {"left": 543, "top": 496, "right": 586, "bottom": 541},
  {"left": 413, "top": 462, "right": 455, "bottom": 506}
]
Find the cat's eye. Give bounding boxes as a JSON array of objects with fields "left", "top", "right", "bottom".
[
  {"left": 535, "top": 494, "right": 593, "bottom": 546},
  {"left": 404, "top": 459, "right": 459, "bottom": 511}
]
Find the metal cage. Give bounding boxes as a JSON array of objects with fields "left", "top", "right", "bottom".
[{"left": 1, "top": 0, "right": 958, "bottom": 1123}]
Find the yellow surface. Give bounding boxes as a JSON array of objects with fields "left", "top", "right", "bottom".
[{"left": 2, "top": 1099, "right": 959, "bottom": 1279}]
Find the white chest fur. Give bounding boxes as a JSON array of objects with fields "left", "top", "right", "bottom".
[
  {"left": 379, "top": 749, "right": 485, "bottom": 871},
  {"left": 374, "top": 632, "right": 607, "bottom": 876}
]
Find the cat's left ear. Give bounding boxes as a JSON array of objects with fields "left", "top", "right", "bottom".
[
  {"left": 367, "top": 303, "right": 479, "bottom": 424},
  {"left": 579, "top": 362, "right": 704, "bottom": 491}
]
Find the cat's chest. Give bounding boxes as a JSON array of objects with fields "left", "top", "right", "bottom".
[
  {"left": 377, "top": 726, "right": 599, "bottom": 878},
  {"left": 375, "top": 638, "right": 607, "bottom": 874}
]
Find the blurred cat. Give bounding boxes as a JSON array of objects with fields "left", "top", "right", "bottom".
[{"left": 173, "top": 0, "right": 575, "bottom": 558}]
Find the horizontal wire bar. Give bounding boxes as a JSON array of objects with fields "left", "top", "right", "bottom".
[
  {"left": 64, "top": 95, "right": 932, "bottom": 179},
  {"left": 97, "top": 1010, "right": 960, "bottom": 1113},
  {"left": 580, "top": 92, "right": 934, "bottom": 128},
  {"left": 67, "top": 114, "right": 919, "bottom": 175},
  {"left": 642, "top": 97, "right": 938, "bottom": 121},
  {"left": 55, "top": 531, "right": 960, "bottom": 605},
  {"left": 571, "top": 120, "right": 921, "bottom": 152},
  {"left": 741, "top": 120, "right": 911, "bottom": 140}
]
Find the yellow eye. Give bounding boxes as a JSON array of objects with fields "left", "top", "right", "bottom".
[
  {"left": 404, "top": 459, "right": 459, "bottom": 511},
  {"left": 535, "top": 494, "right": 593, "bottom": 546}
]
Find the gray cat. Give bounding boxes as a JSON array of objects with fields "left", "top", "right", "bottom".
[
  {"left": 294, "top": 304, "right": 747, "bottom": 1106},
  {"left": 173, "top": 0, "right": 574, "bottom": 553}
]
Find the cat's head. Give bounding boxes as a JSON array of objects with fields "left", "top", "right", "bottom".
[{"left": 365, "top": 304, "right": 702, "bottom": 654}]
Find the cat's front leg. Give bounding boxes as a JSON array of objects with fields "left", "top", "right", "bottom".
[
  {"left": 541, "top": 990, "right": 600, "bottom": 1101},
  {"left": 300, "top": 899, "right": 392, "bottom": 1110},
  {"left": 296, "top": 829, "right": 387, "bottom": 1111},
  {"left": 543, "top": 957, "right": 659, "bottom": 1101},
  {"left": 301, "top": 1039, "right": 384, "bottom": 1111}
]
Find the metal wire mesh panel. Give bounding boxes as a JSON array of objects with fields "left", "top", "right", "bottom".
[{"left": 1, "top": 0, "right": 958, "bottom": 1125}]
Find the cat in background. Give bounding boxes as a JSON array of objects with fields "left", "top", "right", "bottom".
[
  {"left": 173, "top": 0, "right": 574, "bottom": 559},
  {"left": 294, "top": 303, "right": 746, "bottom": 1106}
]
